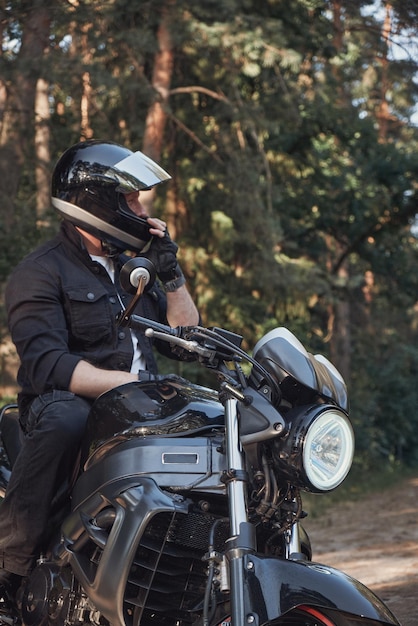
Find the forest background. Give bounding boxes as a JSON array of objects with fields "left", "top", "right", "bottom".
[{"left": 0, "top": 0, "right": 418, "bottom": 480}]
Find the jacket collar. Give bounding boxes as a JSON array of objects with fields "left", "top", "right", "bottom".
[{"left": 58, "top": 221, "right": 127, "bottom": 270}]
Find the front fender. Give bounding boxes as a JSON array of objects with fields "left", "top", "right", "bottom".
[{"left": 243, "top": 554, "right": 400, "bottom": 625}]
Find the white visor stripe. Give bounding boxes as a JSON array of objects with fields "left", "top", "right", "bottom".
[
  {"left": 114, "top": 151, "right": 171, "bottom": 189},
  {"left": 51, "top": 198, "right": 147, "bottom": 248}
]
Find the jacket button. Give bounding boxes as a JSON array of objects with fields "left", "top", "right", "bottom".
[
  {"left": 118, "top": 331, "right": 126, "bottom": 340},
  {"left": 109, "top": 296, "right": 117, "bottom": 304},
  {"left": 87, "top": 292, "right": 95, "bottom": 300}
]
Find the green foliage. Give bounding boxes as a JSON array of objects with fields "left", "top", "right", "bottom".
[
  {"left": 350, "top": 286, "right": 418, "bottom": 466},
  {"left": 1, "top": 0, "right": 418, "bottom": 472}
]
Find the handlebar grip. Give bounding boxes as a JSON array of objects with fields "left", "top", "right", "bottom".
[{"left": 128, "top": 314, "right": 181, "bottom": 337}]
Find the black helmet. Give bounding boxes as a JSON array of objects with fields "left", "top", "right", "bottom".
[{"left": 51, "top": 139, "right": 171, "bottom": 252}]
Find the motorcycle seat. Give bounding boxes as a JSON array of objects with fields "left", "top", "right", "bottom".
[{"left": 0, "top": 404, "right": 23, "bottom": 468}]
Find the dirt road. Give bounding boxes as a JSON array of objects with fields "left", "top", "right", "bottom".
[{"left": 305, "top": 475, "right": 418, "bottom": 626}]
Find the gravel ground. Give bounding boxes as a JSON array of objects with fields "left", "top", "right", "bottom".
[{"left": 305, "top": 475, "right": 418, "bottom": 626}]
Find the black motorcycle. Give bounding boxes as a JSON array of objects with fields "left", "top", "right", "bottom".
[{"left": 0, "top": 258, "right": 401, "bottom": 626}]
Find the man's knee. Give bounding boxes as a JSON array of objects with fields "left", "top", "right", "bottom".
[
  {"left": 52, "top": 394, "right": 92, "bottom": 437},
  {"left": 25, "top": 391, "right": 92, "bottom": 440}
]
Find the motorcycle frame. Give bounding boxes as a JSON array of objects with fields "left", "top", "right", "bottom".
[{"left": 0, "top": 388, "right": 401, "bottom": 626}]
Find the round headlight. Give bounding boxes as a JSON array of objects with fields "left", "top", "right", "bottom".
[{"left": 303, "top": 409, "right": 354, "bottom": 492}]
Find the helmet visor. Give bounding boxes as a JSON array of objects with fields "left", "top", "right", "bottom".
[{"left": 112, "top": 151, "right": 172, "bottom": 193}]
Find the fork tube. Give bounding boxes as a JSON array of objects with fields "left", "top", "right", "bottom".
[
  {"left": 224, "top": 397, "right": 255, "bottom": 625},
  {"left": 224, "top": 397, "right": 247, "bottom": 535}
]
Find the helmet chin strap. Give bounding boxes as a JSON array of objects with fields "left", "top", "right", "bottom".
[{"left": 101, "top": 240, "right": 122, "bottom": 257}]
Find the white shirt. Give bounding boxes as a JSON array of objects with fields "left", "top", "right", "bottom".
[{"left": 90, "top": 255, "right": 146, "bottom": 373}]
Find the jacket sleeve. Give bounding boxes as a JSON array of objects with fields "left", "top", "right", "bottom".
[{"left": 5, "top": 258, "right": 82, "bottom": 395}]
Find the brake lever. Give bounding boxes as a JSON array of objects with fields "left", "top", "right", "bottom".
[{"left": 144, "top": 328, "right": 216, "bottom": 359}]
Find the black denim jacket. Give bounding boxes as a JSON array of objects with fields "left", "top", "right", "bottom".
[{"left": 5, "top": 222, "right": 177, "bottom": 413}]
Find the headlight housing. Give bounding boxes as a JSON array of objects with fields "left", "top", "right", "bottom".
[
  {"left": 273, "top": 405, "right": 354, "bottom": 493},
  {"left": 303, "top": 408, "right": 354, "bottom": 491}
]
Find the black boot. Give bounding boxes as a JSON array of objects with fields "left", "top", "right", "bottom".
[{"left": 0, "top": 570, "right": 22, "bottom": 612}]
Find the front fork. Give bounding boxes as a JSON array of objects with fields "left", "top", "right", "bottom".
[
  {"left": 222, "top": 392, "right": 308, "bottom": 625},
  {"left": 219, "top": 396, "right": 400, "bottom": 626},
  {"left": 285, "top": 522, "right": 304, "bottom": 560},
  {"left": 223, "top": 396, "right": 257, "bottom": 626}
]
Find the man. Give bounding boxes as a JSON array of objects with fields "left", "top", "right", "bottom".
[{"left": 0, "top": 139, "right": 200, "bottom": 604}]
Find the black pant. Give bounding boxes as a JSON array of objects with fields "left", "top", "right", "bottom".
[{"left": 0, "top": 391, "right": 91, "bottom": 576}]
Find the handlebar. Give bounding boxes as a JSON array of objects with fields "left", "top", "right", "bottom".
[
  {"left": 144, "top": 327, "right": 215, "bottom": 358},
  {"left": 117, "top": 256, "right": 281, "bottom": 398},
  {"left": 127, "top": 313, "right": 281, "bottom": 398},
  {"left": 129, "top": 315, "right": 221, "bottom": 361},
  {"left": 128, "top": 315, "right": 246, "bottom": 360},
  {"left": 121, "top": 313, "right": 181, "bottom": 337}
]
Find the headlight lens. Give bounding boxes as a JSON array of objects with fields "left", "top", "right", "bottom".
[{"left": 303, "top": 409, "right": 354, "bottom": 491}]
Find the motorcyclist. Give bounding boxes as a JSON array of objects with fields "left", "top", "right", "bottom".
[{"left": 0, "top": 139, "right": 200, "bottom": 607}]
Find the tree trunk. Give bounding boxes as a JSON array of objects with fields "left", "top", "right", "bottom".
[
  {"left": 142, "top": 1, "right": 174, "bottom": 218},
  {"left": 376, "top": 2, "right": 393, "bottom": 142},
  {"left": 328, "top": 0, "right": 352, "bottom": 383},
  {"left": 35, "top": 77, "right": 51, "bottom": 225},
  {"left": 329, "top": 263, "right": 351, "bottom": 382},
  {"left": 66, "top": 14, "right": 94, "bottom": 143},
  {"left": 0, "top": 3, "right": 51, "bottom": 230},
  {"left": 79, "top": 20, "right": 94, "bottom": 141}
]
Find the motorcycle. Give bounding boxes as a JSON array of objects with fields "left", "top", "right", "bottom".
[{"left": 0, "top": 257, "right": 401, "bottom": 626}]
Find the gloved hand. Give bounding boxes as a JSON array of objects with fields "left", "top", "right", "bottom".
[
  {"left": 141, "top": 230, "right": 178, "bottom": 281},
  {"left": 138, "top": 371, "right": 189, "bottom": 385},
  {"left": 141, "top": 230, "right": 185, "bottom": 291},
  {"left": 137, "top": 370, "right": 162, "bottom": 382}
]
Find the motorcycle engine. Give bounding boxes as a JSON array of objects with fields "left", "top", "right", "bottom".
[{"left": 20, "top": 563, "right": 101, "bottom": 626}]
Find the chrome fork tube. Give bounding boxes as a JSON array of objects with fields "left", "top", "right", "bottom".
[
  {"left": 224, "top": 397, "right": 247, "bottom": 535},
  {"left": 285, "top": 521, "right": 301, "bottom": 558},
  {"left": 224, "top": 396, "right": 255, "bottom": 625}
]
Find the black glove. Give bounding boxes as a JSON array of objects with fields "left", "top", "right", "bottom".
[
  {"left": 141, "top": 230, "right": 186, "bottom": 291},
  {"left": 142, "top": 230, "right": 178, "bottom": 280},
  {"left": 138, "top": 371, "right": 189, "bottom": 385},
  {"left": 137, "top": 370, "right": 161, "bottom": 382}
]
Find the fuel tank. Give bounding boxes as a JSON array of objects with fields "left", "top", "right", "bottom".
[{"left": 81, "top": 379, "right": 224, "bottom": 467}]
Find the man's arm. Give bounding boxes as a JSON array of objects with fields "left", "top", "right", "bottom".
[
  {"left": 142, "top": 217, "right": 200, "bottom": 328},
  {"left": 69, "top": 360, "right": 138, "bottom": 399},
  {"left": 165, "top": 284, "right": 200, "bottom": 328},
  {"left": 70, "top": 283, "right": 199, "bottom": 398}
]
